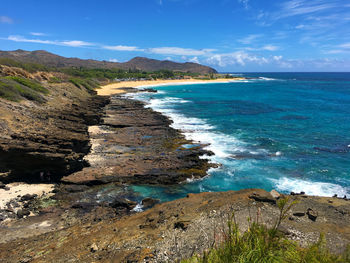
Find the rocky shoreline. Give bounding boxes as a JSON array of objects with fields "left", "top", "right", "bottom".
[
  {"left": 0, "top": 86, "right": 216, "bottom": 253},
  {"left": 62, "top": 90, "right": 214, "bottom": 186},
  {"left": 1, "top": 86, "right": 350, "bottom": 262}
]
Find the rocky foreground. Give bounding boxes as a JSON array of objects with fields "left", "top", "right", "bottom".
[{"left": 0, "top": 189, "right": 350, "bottom": 262}]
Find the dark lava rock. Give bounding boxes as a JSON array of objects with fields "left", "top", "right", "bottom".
[
  {"left": 249, "top": 192, "right": 276, "bottom": 204},
  {"left": 306, "top": 208, "right": 318, "bottom": 221},
  {"left": 0, "top": 181, "right": 5, "bottom": 189},
  {"left": 20, "top": 194, "right": 37, "bottom": 202},
  {"left": 293, "top": 212, "right": 305, "bottom": 217},
  {"left": 140, "top": 88, "right": 157, "bottom": 93},
  {"left": 64, "top": 185, "right": 89, "bottom": 193},
  {"left": 71, "top": 202, "right": 94, "bottom": 210},
  {"left": 17, "top": 209, "right": 30, "bottom": 218},
  {"left": 0, "top": 214, "right": 6, "bottom": 221},
  {"left": 141, "top": 198, "right": 160, "bottom": 209},
  {"left": 174, "top": 220, "right": 190, "bottom": 230},
  {"left": 110, "top": 198, "right": 137, "bottom": 210}
]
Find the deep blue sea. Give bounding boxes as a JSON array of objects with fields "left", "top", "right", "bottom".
[{"left": 126, "top": 73, "right": 350, "bottom": 202}]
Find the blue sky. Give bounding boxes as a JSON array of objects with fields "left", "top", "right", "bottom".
[{"left": 1, "top": 0, "right": 350, "bottom": 72}]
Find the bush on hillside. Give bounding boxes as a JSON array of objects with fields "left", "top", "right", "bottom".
[
  {"left": 0, "top": 77, "right": 47, "bottom": 103},
  {"left": 182, "top": 197, "right": 350, "bottom": 263}
]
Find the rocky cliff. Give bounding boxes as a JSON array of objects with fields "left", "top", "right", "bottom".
[{"left": 0, "top": 66, "right": 110, "bottom": 182}]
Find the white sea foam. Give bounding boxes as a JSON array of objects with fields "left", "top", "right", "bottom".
[
  {"left": 127, "top": 92, "right": 253, "bottom": 163},
  {"left": 271, "top": 177, "right": 350, "bottom": 197},
  {"left": 258, "top": 77, "right": 278, "bottom": 81},
  {"left": 132, "top": 203, "right": 144, "bottom": 212},
  {"left": 136, "top": 81, "right": 231, "bottom": 90}
]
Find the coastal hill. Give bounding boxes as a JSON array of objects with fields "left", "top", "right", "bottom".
[{"left": 0, "top": 49, "right": 217, "bottom": 74}]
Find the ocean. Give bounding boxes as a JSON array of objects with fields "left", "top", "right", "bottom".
[{"left": 126, "top": 73, "right": 350, "bottom": 202}]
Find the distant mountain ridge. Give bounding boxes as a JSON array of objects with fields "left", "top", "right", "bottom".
[{"left": 0, "top": 49, "right": 217, "bottom": 74}]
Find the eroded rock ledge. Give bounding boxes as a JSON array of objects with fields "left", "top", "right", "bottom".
[
  {"left": 62, "top": 94, "right": 214, "bottom": 185},
  {"left": 0, "top": 95, "right": 110, "bottom": 182}
]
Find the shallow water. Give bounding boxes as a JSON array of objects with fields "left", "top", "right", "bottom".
[{"left": 125, "top": 73, "right": 350, "bottom": 202}]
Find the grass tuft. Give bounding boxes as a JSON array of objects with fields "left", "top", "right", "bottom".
[{"left": 182, "top": 197, "right": 350, "bottom": 263}]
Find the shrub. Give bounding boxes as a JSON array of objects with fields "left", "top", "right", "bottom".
[
  {"left": 0, "top": 78, "right": 47, "bottom": 103},
  {"left": 6, "top": 76, "right": 49, "bottom": 94},
  {"left": 182, "top": 197, "right": 350, "bottom": 263},
  {"left": 0, "top": 58, "right": 52, "bottom": 73}
]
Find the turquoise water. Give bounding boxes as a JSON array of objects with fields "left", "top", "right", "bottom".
[{"left": 126, "top": 73, "right": 350, "bottom": 202}]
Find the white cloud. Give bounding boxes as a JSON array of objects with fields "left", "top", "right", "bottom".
[
  {"left": 6, "top": 35, "right": 94, "bottom": 47},
  {"left": 206, "top": 51, "right": 268, "bottom": 67},
  {"left": 323, "top": 42, "right": 350, "bottom": 54},
  {"left": 189, "top": 56, "right": 200, "bottom": 63},
  {"left": 238, "top": 34, "right": 262, "bottom": 44},
  {"left": 30, "top": 32, "right": 47, "bottom": 36},
  {"left": 7, "top": 35, "right": 56, "bottom": 45},
  {"left": 325, "top": 49, "right": 343, "bottom": 54},
  {"left": 256, "top": 0, "right": 345, "bottom": 28},
  {"left": 148, "top": 47, "right": 215, "bottom": 56},
  {"left": 277, "top": 0, "right": 338, "bottom": 19},
  {"left": 61, "top": 40, "right": 93, "bottom": 47},
  {"left": 103, "top": 45, "right": 143, "bottom": 51},
  {"left": 0, "top": 16, "right": 13, "bottom": 24},
  {"left": 262, "top": 45, "right": 279, "bottom": 51},
  {"left": 244, "top": 45, "right": 279, "bottom": 51},
  {"left": 338, "top": 43, "right": 350, "bottom": 49},
  {"left": 238, "top": 0, "right": 249, "bottom": 9},
  {"left": 108, "top": 58, "right": 119, "bottom": 62}
]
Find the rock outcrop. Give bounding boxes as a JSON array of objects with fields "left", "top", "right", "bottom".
[
  {"left": 62, "top": 94, "right": 214, "bottom": 185},
  {"left": 0, "top": 189, "right": 350, "bottom": 263},
  {"left": 0, "top": 80, "right": 109, "bottom": 182}
]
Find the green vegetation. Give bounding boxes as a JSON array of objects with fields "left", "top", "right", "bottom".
[
  {"left": 0, "top": 58, "right": 229, "bottom": 103},
  {"left": 48, "top": 76, "right": 62, "bottom": 83},
  {"left": 0, "top": 58, "right": 202, "bottom": 80},
  {"left": 69, "top": 78, "right": 99, "bottom": 93},
  {"left": 62, "top": 67, "right": 182, "bottom": 80},
  {"left": 0, "top": 58, "right": 52, "bottom": 73},
  {"left": 6, "top": 76, "right": 49, "bottom": 94},
  {"left": 182, "top": 198, "right": 350, "bottom": 263},
  {"left": 0, "top": 77, "right": 47, "bottom": 103}
]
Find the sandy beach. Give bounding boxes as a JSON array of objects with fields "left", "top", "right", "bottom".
[
  {"left": 97, "top": 78, "right": 244, "bottom": 96},
  {"left": 0, "top": 183, "right": 54, "bottom": 209}
]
